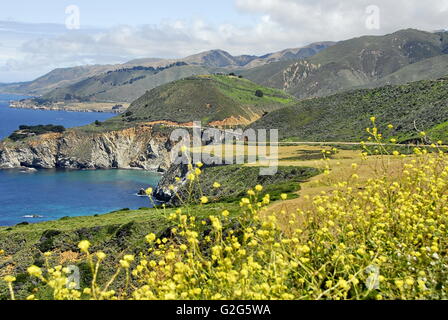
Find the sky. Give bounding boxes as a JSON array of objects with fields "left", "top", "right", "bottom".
[{"left": 1, "top": 0, "right": 448, "bottom": 82}]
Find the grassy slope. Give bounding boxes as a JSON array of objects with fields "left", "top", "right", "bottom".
[
  {"left": 105, "top": 74, "right": 297, "bottom": 127},
  {"left": 0, "top": 204, "right": 231, "bottom": 299},
  {"left": 174, "top": 165, "right": 320, "bottom": 204},
  {"left": 238, "top": 60, "right": 294, "bottom": 88},
  {"left": 96, "top": 65, "right": 217, "bottom": 102},
  {"left": 250, "top": 77, "right": 448, "bottom": 142},
  {"left": 364, "top": 55, "right": 448, "bottom": 88},
  {"left": 309, "top": 29, "right": 443, "bottom": 67},
  {"left": 428, "top": 121, "right": 448, "bottom": 141},
  {"left": 41, "top": 64, "right": 223, "bottom": 103},
  {"left": 0, "top": 164, "right": 318, "bottom": 299}
]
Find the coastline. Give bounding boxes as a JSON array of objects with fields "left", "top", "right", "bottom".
[
  {"left": 0, "top": 167, "right": 164, "bottom": 227},
  {"left": 9, "top": 100, "right": 129, "bottom": 114}
]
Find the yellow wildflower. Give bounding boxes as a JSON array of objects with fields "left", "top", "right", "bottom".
[
  {"left": 27, "top": 265, "right": 42, "bottom": 277},
  {"left": 3, "top": 275, "right": 16, "bottom": 283},
  {"left": 146, "top": 233, "right": 156, "bottom": 242},
  {"left": 200, "top": 196, "right": 209, "bottom": 204},
  {"left": 78, "top": 240, "right": 91, "bottom": 253}
]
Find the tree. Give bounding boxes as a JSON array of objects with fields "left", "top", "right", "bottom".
[{"left": 255, "top": 90, "right": 264, "bottom": 98}]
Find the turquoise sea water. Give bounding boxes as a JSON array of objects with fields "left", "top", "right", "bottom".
[
  {"left": 0, "top": 169, "right": 161, "bottom": 226},
  {"left": 0, "top": 94, "right": 113, "bottom": 139},
  {"left": 0, "top": 94, "right": 161, "bottom": 226}
]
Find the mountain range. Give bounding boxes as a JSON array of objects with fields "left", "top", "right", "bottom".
[
  {"left": 4, "top": 29, "right": 448, "bottom": 107},
  {"left": 3, "top": 29, "right": 448, "bottom": 108},
  {"left": 1, "top": 28, "right": 448, "bottom": 144},
  {"left": 0, "top": 42, "right": 335, "bottom": 103},
  {"left": 242, "top": 29, "right": 448, "bottom": 99}
]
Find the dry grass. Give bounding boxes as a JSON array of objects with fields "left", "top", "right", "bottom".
[
  {"left": 58, "top": 251, "right": 80, "bottom": 265},
  {"left": 266, "top": 146, "right": 407, "bottom": 216},
  {"left": 0, "top": 263, "right": 15, "bottom": 278}
]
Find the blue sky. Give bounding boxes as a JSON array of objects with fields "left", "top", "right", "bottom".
[
  {"left": 1, "top": 0, "right": 447, "bottom": 82},
  {"left": 1, "top": 0, "right": 256, "bottom": 27}
]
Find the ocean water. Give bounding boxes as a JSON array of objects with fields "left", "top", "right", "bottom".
[
  {"left": 0, "top": 94, "right": 161, "bottom": 226},
  {"left": 0, "top": 169, "right": 161, "bottom": 226},
  {"left": 0, "top": 94, "right": 113, "bottom": 139}
]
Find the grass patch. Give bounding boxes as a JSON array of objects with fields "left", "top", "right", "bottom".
[{"left": 171, "top": 165, "right": 320, "bottom": 205}]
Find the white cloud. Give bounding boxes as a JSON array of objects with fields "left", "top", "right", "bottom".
[
  {"left": 1, "top": 0, "right": 448, "bottom": 82},
  {"left": 236, "top": 0, "right": 448, "bottom": 41}
]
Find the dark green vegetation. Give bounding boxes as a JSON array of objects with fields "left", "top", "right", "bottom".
[
  {"left": 174, "top": 165, "right": 320, "bottom": 205},
  {"left": 429, "top": 121, "right": 448, "bottom": 142},
  {"left": 0, "top": 204, "right": 232, "bottom": 299},
  {"left": 8, "top": 125, "right": 65, "bottom": 142},
  {"left": 104, "top": 75, "right": 296, "bottom": 127},
  {"left": 243, "top": 29, "right": 448, "bottom": 99},
  {"left": 0, "top": 164, "right": 318, "bottom": 299},
  {"left": 251, "top": 78, "right": 448, "bottom": 142},
  {"left": 363, "top": 55, "right": 448, "bottom": 88}
]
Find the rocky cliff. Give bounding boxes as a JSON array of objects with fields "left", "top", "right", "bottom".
[
  {"left": 152, "top": 163, "right": 190, "bottom": 204},
  {"left": 0, "top": 126, "right": 174, "bottom": 171}
]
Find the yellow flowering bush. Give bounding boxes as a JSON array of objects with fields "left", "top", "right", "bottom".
[{"left": 3, "top": 122, "right": 448, "bottom": 300}]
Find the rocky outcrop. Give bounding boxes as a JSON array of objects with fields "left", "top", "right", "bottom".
[
  {"left": 152, "top": 163, "right": 190, "bottom": 204},
  {"left": 283, "top": 60, "right": 322, "bottom": 90},
  {"left": 153, "top": 162, "right": 228, "bottom": 205},
  {"left": 0, "top": 126, "right": 174, "bottom": 171}
]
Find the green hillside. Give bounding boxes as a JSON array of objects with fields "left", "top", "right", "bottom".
[
  {"left": 104, "top": 74, "right": 297, "bottom": 127},
  {"left": 310, "top": 29, "right": 443, "bottom": 67},
  {"left": 244, "top": 29, "right": 448, "bottom": 99},
  {"left": 364, "top": 55, "right": 448, "bottom": 88},
  {"left": 39, "top": 63, "right": 223, "bottom": 103},
  {"left": 250, "top": 77, "right": 448, "bottom": 143},
  {"left": 238, "top": 60, "right": 294, "bottom": 88}
]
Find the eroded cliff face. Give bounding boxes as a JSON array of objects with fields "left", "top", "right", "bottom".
[{"left": 0, "top": 126, "right": 174, "bottom": 171}]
